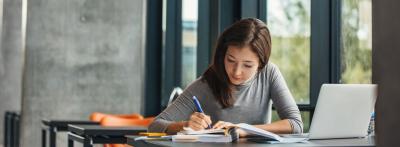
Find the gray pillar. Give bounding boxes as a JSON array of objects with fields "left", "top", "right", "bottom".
[
  {"left": 20, "top": 0, "right": 145, "bottom": 146},
  {"left": 372, "top": 0, "right": 400, "bottom": 146},
  {"left": 0, "top": 0, "right": 23, "bottom": 145}
]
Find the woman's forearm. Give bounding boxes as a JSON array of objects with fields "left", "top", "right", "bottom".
[
  {"left": 165, "top": 121, "right": 188, "bottom": 134},
  {"left": 254, "top": 119, "right": 292, "bottom": 134}
]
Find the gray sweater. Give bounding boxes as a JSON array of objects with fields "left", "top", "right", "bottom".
[{"left": 148, "top": 62, "right": 303, "bottom": 133}]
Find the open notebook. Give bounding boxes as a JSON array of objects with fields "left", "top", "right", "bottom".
[{"left": 172, "top": 123, "right": 308, "bottom": 143}]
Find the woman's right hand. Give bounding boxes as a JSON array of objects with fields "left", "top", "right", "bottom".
[{"left": 187, "top": 112, "right": 212, "bottom": 131}]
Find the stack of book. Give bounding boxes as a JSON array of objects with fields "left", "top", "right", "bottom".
[{"left": 172, "top": 123, "right": 308, "bottom": 143}]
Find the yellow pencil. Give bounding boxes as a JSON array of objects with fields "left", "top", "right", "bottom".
[{"left": 139, "top": 132, "right": 167, "bottom": 137}]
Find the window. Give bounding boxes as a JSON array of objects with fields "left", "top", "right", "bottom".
[
  {"left": 267, "top": 0, "right": 311, "bottom": 132},
  {"left": 267, "top": 0, "right": 311, "bottom": 104},
  {"left": 341, "top": 0, "right": 372, "bottom": 84},
  {"left": 154, "top": 0, "right": 372, "bottom": 129},
  {"left": 181, "top": 0, "right": 198, "bottom": 88},
  {"left": 159, "top": 0, "right": 199, "bottom": 108}
]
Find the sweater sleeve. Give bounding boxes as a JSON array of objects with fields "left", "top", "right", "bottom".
[
  {"left": 148, "top": 84, "right": 198, "bottom": 132},
  {"left": 268, "top": 63, "right": 304, "bottom": 133}
]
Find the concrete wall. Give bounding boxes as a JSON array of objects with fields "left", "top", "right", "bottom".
[
  {"left": 0, "top": 0, "right": 23, "bottom": 145},
  {"left": 18, "top": 0, "right": 145, "bottom": 146},
  {"left": 372, "top": 0, "right": 400, "bottom": 146}
]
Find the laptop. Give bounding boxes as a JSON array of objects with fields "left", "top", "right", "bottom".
[{"left": 307, "top": 84, "right": 377, "bottom": 139}]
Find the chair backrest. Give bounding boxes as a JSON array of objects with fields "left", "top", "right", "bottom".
[
  {"left": 167, "top": 87, "right": 183, "bottom": 106},
  {"left": 89, "top": 112, "right": 143, "bottom": 122},
  {"left": 100, "top": 116, "right": 155, "bottom": 127},
  {"left": 266, "top": 99, "right": 272, "bottom": 124}
]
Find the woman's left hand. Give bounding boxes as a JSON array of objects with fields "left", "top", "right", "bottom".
[
  {"left": 212, "top": 121, "right": 249, "bottom": 137},
  {"left": 212, "top": 121, "right": 235, "bottom": 129}
]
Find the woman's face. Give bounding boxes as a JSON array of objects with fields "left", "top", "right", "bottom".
[{"left": 224, "top": 45, "right": 260, "bottom": 85}]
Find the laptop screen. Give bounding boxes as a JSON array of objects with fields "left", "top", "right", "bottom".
[{"left": 308, "top": 84, "right": 377, "bottom": 139}]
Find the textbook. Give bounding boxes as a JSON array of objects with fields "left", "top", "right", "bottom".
[
  {"left": 172, "top": 123, "right": 308, "bottom": 143},
  {"left": 172, "top": 127, "right": 236, "bottom": 142},
  {"left": 172, "top": 134, "right": 233, "bottom": 142}
]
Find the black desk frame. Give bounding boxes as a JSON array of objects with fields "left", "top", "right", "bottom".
[
  {"left": 4, "top": 111, "right": 20, "bottom": 147},
  {"left": 67, "top": 133, "right": 127, "bottom": 147},
  {"left": 41, "top": 119, "right": 99, "bottom": 147},
  {"left": 67, "top": 124, "right": 147, "bottom": 147}
]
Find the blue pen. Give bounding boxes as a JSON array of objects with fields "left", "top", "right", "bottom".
[{"left": 192, "top": 96, "right": 211, "bottom": 129}]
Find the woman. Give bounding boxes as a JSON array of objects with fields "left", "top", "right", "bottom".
[{"left": 148, "top": 18, "right": 303, "bottom": 135}]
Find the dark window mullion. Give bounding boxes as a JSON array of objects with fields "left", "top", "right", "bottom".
[
  {"left": 240, "top": 0, "right": 266, "bottom": 22},
  {"left": 240, "top": 0, "right": 259, "bottom": 19},
  {"left": 311, "top": 0, "right": 331, "bottom": 112},
  {"left": 330, "top": 0, "right": 342, "bottom": 83},
  {"left": 258, "top": 0, "right": 267, "bottom": 22},
  {"left": 144, "top": 0, "right": 163, "bottom": 117},
  {"left": 162, "top": 0, "right": 182, "bottom": 108},
  {"left": 175, "top": 0, "right": 182, "bottom": 86},
  {"left": 297, "top": 104, "right": 315, "bottom": 111},
  {"left": 310, "top": 0, "right": 341, "bottom": 120},
  {"left": 219, "top": 0, "right": 241, "bottom": 33},
  {"left": 272, "top": 105, "right": 313, "bottom": 111},
  {"left": 197, "top": 0, "right": 212, "bottom": 76}
]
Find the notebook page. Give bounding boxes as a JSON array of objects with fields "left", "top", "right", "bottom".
[{"left": 236, "top": 123, "right": 283, "bottom": 141}]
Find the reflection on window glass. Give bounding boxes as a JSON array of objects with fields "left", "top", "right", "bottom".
[
  {"left": 181, "top": 0, "right": 198, "bottom": 88},
  {"left": 162, "top": 0, "right": 167, "bottom": 55},
  {"left": 267, "top": 0, "right": 311, "bottom": 104},
  {"left": 341, "top": 0, "right": 372, "bottom": 84}
]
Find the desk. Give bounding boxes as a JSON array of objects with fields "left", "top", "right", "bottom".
[
  {"left": 126, "top": 135, "right": 375, "bottom": 147},
  {"left": 67, "top": 124, "right": 147, "bottom": 147},
  {"left": 41, "top": 119, "right": 99, "bottom": 147},
  {"left": 4, "top": 111, "right": 20, "bottom": 147}
]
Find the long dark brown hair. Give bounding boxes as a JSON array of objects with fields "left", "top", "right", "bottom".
[{"left": 202, "top": 18, "right": 272, "bottom": 108}]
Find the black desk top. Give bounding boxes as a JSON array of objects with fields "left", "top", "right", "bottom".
[
  {"left": 68, "top": 124, "right": 147, "bottom": 136},
  {"left": 42, "top": 119, "right": 99, "bottom": 126},
  {"left": 126, "top": 135, "right": 375, "bottom": 147},
  {"left": 42, "top": 119, "right": 99, "bottom": 131}
]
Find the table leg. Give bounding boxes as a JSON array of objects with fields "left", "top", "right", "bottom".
[
  {"left": 42, "top": 128, "right": 47, "bottom": 147},
  {"left": 49, "top": 126, "right": 56, "bottom": 147},
  {"left": 83, "top": 137, "right": 92, "bottom": 147},
  {"left": 68, "top": 134, "right": 74, "bottom": 147}
]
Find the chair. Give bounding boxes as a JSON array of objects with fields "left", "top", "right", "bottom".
[
  {"left": 266, "top": 99, "right": 272, "bottom": 124},
  {"left": 100, "top": 116, "right": 155, "bottom": 127},
  {"left": 90, "top": 112, "right": 144, "bottom": 122},
  {"left": 97, "top": 87, "right": 183, "bottom": 147},
  {"left": 167, "top": 87, "right": 183, "bottom": 107},
  {"left": 90, "top": 87, "right": 183, "bottom": 122}
]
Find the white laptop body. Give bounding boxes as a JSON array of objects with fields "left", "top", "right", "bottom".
[{"left": 308, "top": 84, "right": 377, "bottom": 139}]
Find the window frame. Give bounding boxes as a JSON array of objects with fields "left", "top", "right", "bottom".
[
  {"left": 161, "top": 0, "right": 183, "bottom": 109},
  {"left": 145, "top": 0, "right": 344, "bottom": 121},
  {"left": 143, "top": 0, "right": 163, "bottom": 117}
]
